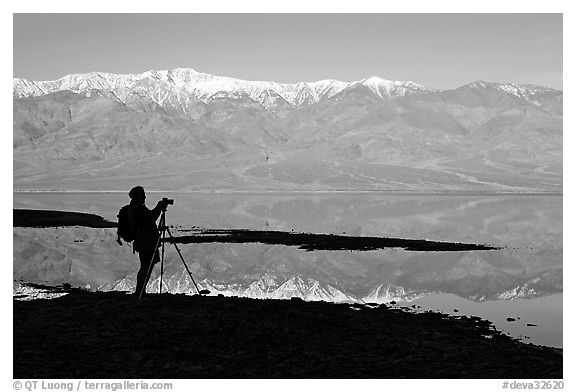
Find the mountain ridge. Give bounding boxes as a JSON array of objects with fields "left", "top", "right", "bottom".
[
  {"left": 96, "top": 272, "right": 558, "bottom": 304},
  {"left": 13, "top": 68, "right": 563, "bottom": 192},
  {"left": 15, "top": 68, "right": 560, "bottom": 109},
  {"left": 13, "top": 68, "right": 438, "bottom": 111}
]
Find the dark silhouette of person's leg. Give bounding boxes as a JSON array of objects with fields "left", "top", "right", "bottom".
[
  {"left": 135, "top": 250, "right": 160, "bottom": 296},
  {"left": 135, "top": 257, "right": 148, "bottom": 296}
]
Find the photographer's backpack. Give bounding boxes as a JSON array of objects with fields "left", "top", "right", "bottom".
[{"left": 116, "top": 205, "right": 135, "bottom": 245}]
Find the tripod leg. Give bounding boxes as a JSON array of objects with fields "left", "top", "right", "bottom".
[
  {"left": 165, "top": 226, "right": 202, "bottom": 295},
  {"left": 138, "top": 212, "right": 165, "bottom": 301},
  {"left": 159, "top": 219, "right": 166, "bottom": 294}
]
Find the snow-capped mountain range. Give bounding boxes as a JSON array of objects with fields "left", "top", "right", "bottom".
[
  {"left": 97, "top": 272, "right": 434, "bottom": 303},
  {"left": 96, "top": 271, "right": 552, "bottom": 304},
  {"left": 14, "top": 272, "right": 554, "bottom": 307},
  {"left": 467, "top": 81, "right": 556, "bottom": 101},
  {"left": 13, "top": 67, "right": 562, "bottom": 192},
  {"left": 13, "top": 272, "right": 557, "bottom": 304},
  {"left": 13, "top": 68, "right": 561, "bottom": 114},
  {"left": 13, "top": 68, "right": 437, "bottom": 110}
]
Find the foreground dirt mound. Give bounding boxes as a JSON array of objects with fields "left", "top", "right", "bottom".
[{"left": 13, "top": 289, "right": 561, "bottom": 378}]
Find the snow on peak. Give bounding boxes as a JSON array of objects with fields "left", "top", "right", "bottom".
[
  {"left": 13, "top": 68, "right": 435, "bottom": 109},
  {"left": 466, "top": 80, "right": 560, "bottom": 106},
  {"left": 468, "top": 81, "right": 491, "bottom": 89},
  {"left": 363, "top": 75, "right": 395, "bottom": 86},
  {"left": 98, "top": 273, "right": 359, "bottom": 303},
  {"left": 347, "top": 76, "right": 434, "bottom": 98},
  {"left": 358, "top": 76, "right": 394, "bottom": 96},
  {"left": 362, "top": 283, "right": 433, "bottom": 303},
  {"left": 468, "top": 81, "right": 554, "bottom": 94},
  {"left": 493, "top": 82, "right": 556, "bottom": 97}
]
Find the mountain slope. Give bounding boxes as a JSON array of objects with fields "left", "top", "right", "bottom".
[{"left": 13, "top": 69, "right": 562, "bottom": 192}]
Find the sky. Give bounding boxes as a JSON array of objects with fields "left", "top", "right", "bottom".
[
  {"left": 13, "top": 14, "right": 562, "bottom": 89},
  {"left": 13, "top": 13, "right": 563, "bottom": 91}
]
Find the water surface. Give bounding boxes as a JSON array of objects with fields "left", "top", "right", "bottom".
[{"left": 13, "top": 192, "right": 562, "bottom": 347}]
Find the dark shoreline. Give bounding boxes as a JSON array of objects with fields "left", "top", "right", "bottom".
[
  {"left": 177, "top": 229, "right": 499, "bottom": 252},
  {"left": 13, "top": 209, "right": 500, "bottom": 252},
  {"left": 13, "top": 285, "right": 562, "bottom": 379},
  {"left": 13, "top": 209, "right": 117, "bottom": 228}
]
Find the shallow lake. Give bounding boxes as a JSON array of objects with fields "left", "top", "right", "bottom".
[{"left": 13, "top": 192, "right": 562, "bottom": 347}]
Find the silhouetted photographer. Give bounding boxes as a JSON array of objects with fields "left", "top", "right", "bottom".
[
  {"left": 119, "top": 186, "right": 171, "bottom": 296},
  {"left": 117, "top": 186, "right": 206, "bottom": 299}
]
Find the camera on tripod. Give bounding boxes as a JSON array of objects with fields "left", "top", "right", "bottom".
[{"left": 139, "top": 195, "right": 209, "bottom": 300}]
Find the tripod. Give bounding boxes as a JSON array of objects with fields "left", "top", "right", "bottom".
[{"left": 138, "top": 207, "right": 203, "bottom": 300}]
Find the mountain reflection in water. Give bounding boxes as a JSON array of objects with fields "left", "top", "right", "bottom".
[{"left": 13, "top": 192, "right": 562, "bottom": 346}]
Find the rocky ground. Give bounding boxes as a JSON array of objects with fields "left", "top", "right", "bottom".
[{"left": 13, "top": 285, "right": 562, "bottom": 379}]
